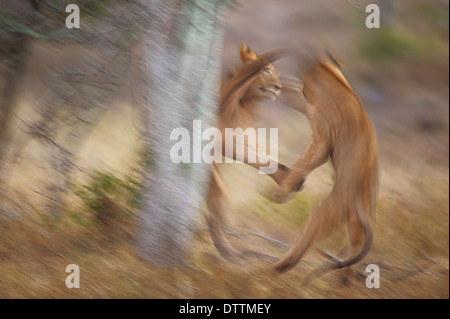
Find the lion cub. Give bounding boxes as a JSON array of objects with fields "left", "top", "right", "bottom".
[
  {"left": 270, "top": 53, "right": 379, "bottom": 274},
  {"left": 206, "top": 44, "right": 289, "bottom": 257}
]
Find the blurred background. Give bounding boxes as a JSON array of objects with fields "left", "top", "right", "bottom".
[{"left": 0, "top": 0, "right": 448, "bottom": 298}]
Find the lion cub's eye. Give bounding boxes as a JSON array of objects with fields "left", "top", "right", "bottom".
[{"left": 263, "top": 67, "right": 271, "bottom": 74}]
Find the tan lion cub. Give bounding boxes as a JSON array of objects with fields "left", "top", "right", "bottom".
[
  {"left": 270, "top": 52, "right": 379, "bottom": 274},
  {"left": 206, "top": 44, "right": 290, "bottom": 257}
]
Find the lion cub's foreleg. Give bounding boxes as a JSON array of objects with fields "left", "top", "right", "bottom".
[
  {"left": 266, "top": 129, "right": 330, "bottom": 203},
  {"left": 223, "top": 138, "right": 290, "bottom": 186}
]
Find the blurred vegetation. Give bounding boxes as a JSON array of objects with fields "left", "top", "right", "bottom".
[
  {"left": 360, "top": 27, "right": 428, "bottom": 62},
  {"left": 0, "top": 0, "right": 146, "bottom": 54},
  {"left": 358, "top": 1, "right": 449, "bottom": 64},
  {"left": 252, "top": 194, "right": 312, "bottom": 230},
  {"left": 71, "top": 147, "right": 152, "bottom": 235},
  {"left": 74, "top": 170, "right": 140, "bottom": 229},
  {"left": 0, "top": 0, "right": 109, "bottom": 40},
  {"left": 0, "top": 11, "right": 46, "bottom": 39},
  {"left": 413, "top": 1, "right": 449, "bottom": 36}
]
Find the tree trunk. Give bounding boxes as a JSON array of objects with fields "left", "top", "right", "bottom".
[{"left": 136, "top": 0, "right": 228, "bottom": 267}]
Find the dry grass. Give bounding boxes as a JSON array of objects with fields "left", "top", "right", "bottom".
[{"left": 0, "top": 163, "right": 448, "bottom": 299}]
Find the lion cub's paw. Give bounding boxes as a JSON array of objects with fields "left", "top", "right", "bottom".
[{"left": 259, "top": 182, "right": 304, "bottom": 204}]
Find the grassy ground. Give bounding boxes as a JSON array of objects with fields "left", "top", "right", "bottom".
[{"left": 0, "top": 171, "right": 447, "bottom": 298}]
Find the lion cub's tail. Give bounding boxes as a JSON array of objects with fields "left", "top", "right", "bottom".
[
  {"left": 333, "top": 197, "right": 375, "bottom": 269},
  {"left": 273, "top": 189, "right": 375, "bottom": 274}
]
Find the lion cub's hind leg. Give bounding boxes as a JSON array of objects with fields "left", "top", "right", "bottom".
[{"left": 205, "top": 164, "right": 236, "bottom": 259}]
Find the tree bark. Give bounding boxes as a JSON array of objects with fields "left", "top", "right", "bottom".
[{"left": 136, "top": 0, "right": 228, "bottom": 267}]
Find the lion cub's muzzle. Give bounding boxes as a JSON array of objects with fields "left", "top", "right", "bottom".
[{"left": 261, "top": 84, "right": 282, "bottom": 97}]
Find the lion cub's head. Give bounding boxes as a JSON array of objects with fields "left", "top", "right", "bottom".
[{"left": 239, "top": 42, "right": 282, "bottom": 101}]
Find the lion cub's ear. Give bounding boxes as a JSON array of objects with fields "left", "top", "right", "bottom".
[
  {"left": 240, "top": 42, "right": 258, "bottom": 63},
  {"left": 326, "top": 50, "right": 344, "bottom": 69}
]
